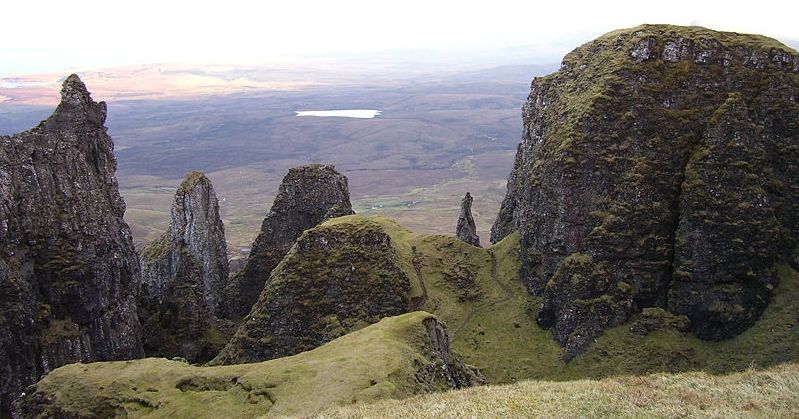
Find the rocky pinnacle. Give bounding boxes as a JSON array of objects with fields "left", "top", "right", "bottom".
[
  {"left": 221, "top": 164, "right": 354, "bottom": 318},
  {"left": 138, "top": 171, "right": 229, "bottom": 362},
  {"left": 0, "top": 74, "right": 143, "bottom": 415},
  {"left": 456, "top": 192, "right": 481, "bottom": 247}
]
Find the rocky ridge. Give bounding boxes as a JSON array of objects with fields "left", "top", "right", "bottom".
[
  {"left": 138, "top": 171, "right": 229, "bottom": 362},
  {"left": 221, "top": 164, "right": 354, "bottom": 318},
  {"left": 0, "top": 75, "right": 143, "bottom": 415},
  {"left": 492, "top": 25, "right": 799, "bottom": 358}
]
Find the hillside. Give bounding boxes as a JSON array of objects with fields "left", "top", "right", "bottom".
[
  {"left": 217, "top": 214, "right": 799, "bottom": 383},
  {"left": 318, "top": 362, "right": 799, "bottom": 418},
  {"left": 14, "top": 312, "right": 482, "bottom": 418}
]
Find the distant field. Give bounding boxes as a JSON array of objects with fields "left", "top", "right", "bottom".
[{"left": 0, "top": 62, "right": 556, "bottom": 254}]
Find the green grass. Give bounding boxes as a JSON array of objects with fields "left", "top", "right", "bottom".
[
  {"left": 21, "top": 312, "right": 465, "bottom": 418},
  {"left": 27, "top": 215, "right": 799, "bottom": 417},
  {"left": 317, "top": 362, "right": 799, "bottom": 418},
  {"left": 293, "top": 216, "right": 799, "bottom": 384}
]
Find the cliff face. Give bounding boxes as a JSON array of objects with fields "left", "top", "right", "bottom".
[
  {"left": 0, "top": 75, "right": 143, "bottom": 414},
  {"left": 221, "top": 164, "right": 354, "bottom": 318},
  {"left": 211, "top": 216, "right": 411, "bottom": 365},
  {"left": 493, "top": 25, "right": 799, "bottom": 359},
  {"left": 138, "top": 172, "right": 229, "bottom": 362}
]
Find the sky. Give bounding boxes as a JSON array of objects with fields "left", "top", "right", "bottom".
[{"left": 1, "top": 0, "right": 798, "bottom": 75}]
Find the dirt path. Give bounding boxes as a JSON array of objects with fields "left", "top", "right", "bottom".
[
  {"left": 451, "top": 249, "right": 514, "bottom": 338},
  {"left": 410, "top": 246, "right": 429, "bottom": 311}
]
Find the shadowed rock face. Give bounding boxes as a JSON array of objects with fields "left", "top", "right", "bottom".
[
  {"left": 221, "top": 164, "right": 353, "bottom": 318},
  {"left": 456, "top": 192, "right": 481, "bottom": 247},
  {"left": 493, "top": 25, "right": 799, "bottom": 359},
  {"left": 138, "top": 172, "right": 229, "bottom": 362},
  {"left": 0, "top": 74, "right": 143, "bottom": 414},
  {"left": 211, "top": 217, "right": 410, "bottom": 365}
]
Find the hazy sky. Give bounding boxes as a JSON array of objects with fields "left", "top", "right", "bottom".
[{"left": 2, "top": 0, "right": 797, "bottom": 75}]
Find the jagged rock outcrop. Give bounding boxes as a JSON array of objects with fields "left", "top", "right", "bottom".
[
  {"left": 493, "top": 25, "right": 799, "bottom": 359},
  {"left": 211, "top": 216, "right": 411, "bottom": 365},
  {"left": 138, "top": 172, "right": 229, "bottom": 362},
  {"left": 456, "top": 192, "right": 481, "bottom": 247},
  {"left": 221, "top": 164, "right": 354, "bottom": 318},
  {"left": 0, "top": 74, "right": 143, "bottom": 415}
]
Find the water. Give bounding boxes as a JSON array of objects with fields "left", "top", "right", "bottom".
[{"left": 295, "top": 109, "right": 381, "bottom": 118}]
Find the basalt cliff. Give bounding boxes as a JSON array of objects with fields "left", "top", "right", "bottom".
[
  {"left": 492, "top": 24, "right": 799, "bottom": 358},
  {"left": 0, "top": 75, "right": 143, "bottom": 415}
]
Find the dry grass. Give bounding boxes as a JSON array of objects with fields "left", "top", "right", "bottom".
[{"left": 315, "top": 363, "right": 799, "bottom": 418}]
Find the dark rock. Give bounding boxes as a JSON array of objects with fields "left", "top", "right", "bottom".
[
  {"left": 442, "top": 264, "right": 481, "bottom": 302},
  {"left": 490, "top": 146, "right": 523, "bottom": 244},
  {"left": 668, "top": 95, "right": 782, "bottom": 340},
  {"left": 493, "top": 25, "right": 799, "bottom": 358},
  {"left": 0, "top": 74, "right": 143, "bottom": 415},
  {"left": 138, "top": 171, "right": 230, "bottom": 362},
  {"left": 456, "top": 192, "right": 481, "bottom": 247},
  {"left": 629, "top": 307, "right": 690, "bottom": 336},
  {"left": 417, "top": 316, "right": 485, "bottom": 389},
  {"left": 211, "top": 216, "right": 410, "bottom": 365},
  {"left": 221, "top": 164, "right": 353, "bottom": 318}
]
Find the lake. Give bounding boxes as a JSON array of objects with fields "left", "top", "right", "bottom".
[{"left": 295, "top": 110, "right": 381, "bottom": 118}]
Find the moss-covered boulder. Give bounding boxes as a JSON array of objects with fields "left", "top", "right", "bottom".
[
  {"left": 212, "top": 216, "right": 411, "bottom": 365},
  {"left": 493, "top": 24, "right": 799, "bottom": 358},
  {"left": 14, "top": 312, "right": 483, "bottom": 418}
]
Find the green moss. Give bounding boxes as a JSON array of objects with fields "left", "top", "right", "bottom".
[
  {"left": 40, "top": 319, "right": 83, "bottom": 345},
  {"left": 177, "top": 171, "right": 207, "bottom": 194},
  {"left": 140, "top": 233, "right": 170, "bottom": 263}
]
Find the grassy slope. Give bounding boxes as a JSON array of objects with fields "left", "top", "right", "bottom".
[
  {"left": 337, "top": 215, "right": 799, "bottom": 383},
  {"left": 21, "top": 312, "right": 454, "bottom": 418},
  {"left": 317, "top": 363, "right": 799, "bottom": 418},
  {"left": 22, "top": 215, "right": 799, "bottom": 417}
]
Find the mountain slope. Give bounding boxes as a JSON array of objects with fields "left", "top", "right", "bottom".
[{"left": 211, "top": 214, "right": 799, "bottom": 383}]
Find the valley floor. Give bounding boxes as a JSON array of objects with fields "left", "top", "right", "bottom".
[{"left": 317, "top": 362, "right": 799, "bottom": 418}]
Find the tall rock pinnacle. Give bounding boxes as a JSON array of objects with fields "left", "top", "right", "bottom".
[
  {"left": 221, "top": 164, "right": 354, "bottom": 318},
  {"left": 138, "top": 171, "right": 229, "bottom": 362},
  {"left": 0, "top": 74, "right": 143, "bottom": 415},
  {"left": 456, "top": 192, "right": 481, "bottom": 247}
]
